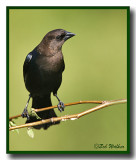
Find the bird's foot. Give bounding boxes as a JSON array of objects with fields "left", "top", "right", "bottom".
[
  {"left": 57, "top": 101, "right": 65, "bottom": 112},
  {"left": 21, "top": 108, "right": 30, "bottom": 120}
]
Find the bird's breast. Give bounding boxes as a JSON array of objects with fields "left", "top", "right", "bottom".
[{"left": 36, "top": 52, "right": 64, "bottom": 73}]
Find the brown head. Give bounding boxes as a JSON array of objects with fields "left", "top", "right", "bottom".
[{"left": 37, "top": 29, "right": 75, "bottom": 56}]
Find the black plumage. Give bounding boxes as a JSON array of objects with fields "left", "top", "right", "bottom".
[{"left": 22, "top": 29, "right": 75, "bottom": 129}]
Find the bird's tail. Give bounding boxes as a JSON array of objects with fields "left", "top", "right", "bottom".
[{"left": 26, "top": 94, "right": 60, "bottom": 130}]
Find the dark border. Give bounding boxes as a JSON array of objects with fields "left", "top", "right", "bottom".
[
  {"left": 127, "top": 7, "right": 130, "bottom": 154},
  {"left": 6, "top": 6, "right": 130, "bottom": 154}
]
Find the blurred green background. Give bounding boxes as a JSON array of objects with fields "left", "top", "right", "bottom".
[{"left": 9, "top": 8, "right": 127, "bottom": 151}]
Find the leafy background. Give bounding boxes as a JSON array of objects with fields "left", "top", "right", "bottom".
[{"left": 9, "top": 8, "right": 127, "bottom": 151}]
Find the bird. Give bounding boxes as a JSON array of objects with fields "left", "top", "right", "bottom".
[{"left": 22, "top": 29, "right": 75, "bottom": 130}]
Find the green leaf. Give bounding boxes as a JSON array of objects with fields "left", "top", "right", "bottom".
[
  {"left": 15, "top": 128, "right": 19, "bottom": 134},
  {"left": 27, "top": 127, "right": 34, "bottom": 138},
  {"left": 9, "top": 121, "right": 16, "bottom": 127},
  {"left": 29, "top": 108, "right": 41, "bottom": 119},
  {"left": 9, "top": 121, "right": 19, "bottom": 134}
]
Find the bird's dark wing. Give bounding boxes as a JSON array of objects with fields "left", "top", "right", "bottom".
[
  {"left": 23, "top": 48, "right": 39, "bottom": 82},
  {"left": 23, "top": 52, "right": 33, "bottom": 81},
  {"left": 62, "top": 59, "right": 65, "bottom": 72}
]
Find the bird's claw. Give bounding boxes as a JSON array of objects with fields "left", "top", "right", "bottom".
[
  {"left": 57, "top": 101, "right": 65, "bottom": 112},
  {"left": 21, "top": 108, "right": 30, "bottom": 120}
]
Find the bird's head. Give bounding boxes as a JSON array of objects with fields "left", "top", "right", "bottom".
[
  {"left": 46, "top": 29, "right": 75, "bottom": 43},
  {"left": 38, "top": 29, "right": 75, "bottom": 56}
]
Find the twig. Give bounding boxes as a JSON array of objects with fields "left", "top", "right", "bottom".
[
  {"left": 9, "top": 99, "right": 127, "bottom": 131},
  {"left": 9, "top": 100, "right": 103, "bottom": 120}
]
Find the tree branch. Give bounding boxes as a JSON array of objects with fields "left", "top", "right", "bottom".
[
  {"left": 9, "top": 99, "right": 127, "bottom": 131},
  {"left": 9, "top": 100, "right": 103, "bottom": 120}
]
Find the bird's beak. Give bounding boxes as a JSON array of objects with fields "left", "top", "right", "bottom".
[{"left": 64, "top": 31, "right": 75, "bottom": 41}]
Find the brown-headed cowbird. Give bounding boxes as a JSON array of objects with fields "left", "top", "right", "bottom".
[{"left": 22, "top": 29, "right": 75, "bottom": 129}]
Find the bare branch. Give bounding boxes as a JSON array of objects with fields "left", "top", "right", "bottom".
[
  {"left": 9, "top": 100, "right": 103, "bottom": 120},
  {"left": 9, "top": 99, "right": 127, "bottom": 131}
]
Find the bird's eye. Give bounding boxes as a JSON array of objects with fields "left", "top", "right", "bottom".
[
  {"left": 56, "top": 34, "right": 65, "bottom": 41},
  {"left": 56, "top": 35, "right": 61, "bottom": 40}
]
